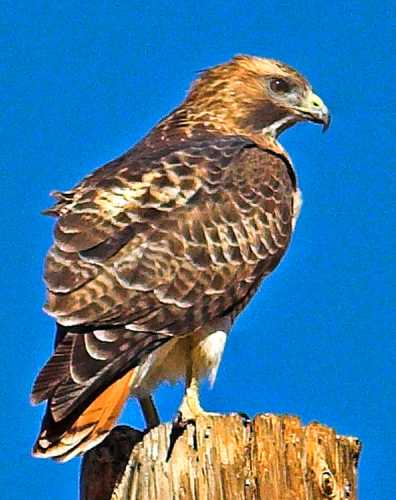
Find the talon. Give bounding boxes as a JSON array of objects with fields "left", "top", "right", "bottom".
[
  {"left": 236, "top": 411, "right": 251, "bottom": 425},
  {"left": 173, "top": 411, "right": 194, "bottom": 430},
  {"left": 174, "top": 411, "right": 183, "bottom": 424},
  {"left": 177, "top": 396, "right": 221, "bottom": 423}
]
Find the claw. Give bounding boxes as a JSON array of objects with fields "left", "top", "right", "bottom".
[
  {"left": 172, "top": 411, "right": 195, "bottom": 430},
  {"left": 235, "top": 411, "right": 251, "bottom": 426},
  {"left": 167, "top": 411, "right": 196, "bottom": 461}
]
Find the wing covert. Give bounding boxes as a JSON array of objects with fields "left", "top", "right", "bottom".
[{"left": 44, "top": 137, "right": 296, "bottom": 335}]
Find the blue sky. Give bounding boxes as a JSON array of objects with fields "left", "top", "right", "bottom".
[{"left": 2, "top": 1, "right": 395, "bottom": 498}]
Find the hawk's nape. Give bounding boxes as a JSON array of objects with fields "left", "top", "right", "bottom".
[{"left": 31, "top": 55, "right": 329, "bottom": 461}]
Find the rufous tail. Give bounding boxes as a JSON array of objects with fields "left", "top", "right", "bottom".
[{"left": 33, "top": 368, "right": 138, "bottom": 462}]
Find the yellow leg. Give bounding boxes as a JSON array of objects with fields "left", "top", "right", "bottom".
[
  {"left": 178, "top": 374, "right": 204, "bottom": 420},
  {"left": 176, "top": 324, "right": 231, "bottom": 422},
  {"left": 177, "top": 355, "right": 220, "bottom": 421}
]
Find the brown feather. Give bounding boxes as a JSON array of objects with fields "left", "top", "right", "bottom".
[{"left": 31, "top": 55, "right": 317, "bottom": 460}]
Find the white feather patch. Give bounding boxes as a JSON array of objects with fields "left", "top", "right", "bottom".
[{"left": 198, "top": 330, "right": 228, "bottom": 387}]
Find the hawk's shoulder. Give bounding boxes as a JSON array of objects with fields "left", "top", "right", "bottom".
[{"left": 43, "top": 134, "right": 255, "bottom": 293}]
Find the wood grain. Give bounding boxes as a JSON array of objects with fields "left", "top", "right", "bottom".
[{"left": 80, "top": 414, "right": 361, "bottom": 500}]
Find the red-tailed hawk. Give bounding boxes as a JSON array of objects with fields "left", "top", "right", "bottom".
[{"left": 31, "top": 55, "right": 329, "bottom": 461}]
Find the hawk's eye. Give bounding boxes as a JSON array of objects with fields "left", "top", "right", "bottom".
[{"left": 269, "top": 78, "right": 291, "bottom": 94}]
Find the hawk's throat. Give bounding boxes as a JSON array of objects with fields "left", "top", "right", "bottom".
[{"left": 262, "top": 115, "right": 297, "bottom": 138}]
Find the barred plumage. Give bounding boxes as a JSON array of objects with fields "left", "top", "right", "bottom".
[{"left": 32, "top": 55, "right": 329, "bottom": 461}]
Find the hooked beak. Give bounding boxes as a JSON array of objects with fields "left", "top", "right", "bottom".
[{"left": 296, "top": 89, "right": 330, "bottom": 132}]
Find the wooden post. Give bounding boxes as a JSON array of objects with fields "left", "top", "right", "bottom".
[{"left": 80, "top": 414, "right": 361, "bottom": 500}]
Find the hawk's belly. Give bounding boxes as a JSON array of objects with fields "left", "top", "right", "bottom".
[{"left": 129, "top": 317, "right": 231, "bottom": 397}]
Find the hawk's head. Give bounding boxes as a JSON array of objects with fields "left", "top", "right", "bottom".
[{"left": 184, "top": 55, "right": 330, "bottom": 138}]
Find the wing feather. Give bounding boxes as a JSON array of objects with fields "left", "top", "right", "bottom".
[
  {"left": 44, "top": 137, "right": 295, "bottom": 333},
  {"left": 32, "top": 134, "right": 296, "bottom": 460}
]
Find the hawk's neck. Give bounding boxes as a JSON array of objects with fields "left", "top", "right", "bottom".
[{"left": 134, "top": 108, "right": 294, "bottom": 169}]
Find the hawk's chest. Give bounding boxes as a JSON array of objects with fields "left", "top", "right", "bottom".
[
  {"left": 220, "top": 165, "right": 300, "bottom": 319},
  {"left": 226, "top": 160, "right": 297, "bottom": 254}
]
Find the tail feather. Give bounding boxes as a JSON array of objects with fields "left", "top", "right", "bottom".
[
  {"left": 33, "top": 369, "right": 137, "bottom": 461},
  {"left": 31, "top": 332, "right": 74, "bottom": 404},
  {"left": 31, "top": 325, "right": 169, "bottom": 461}
]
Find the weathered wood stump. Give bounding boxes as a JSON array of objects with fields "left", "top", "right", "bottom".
[{"left": 80, "top": 414, "right": 361, "bottom": 500}]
